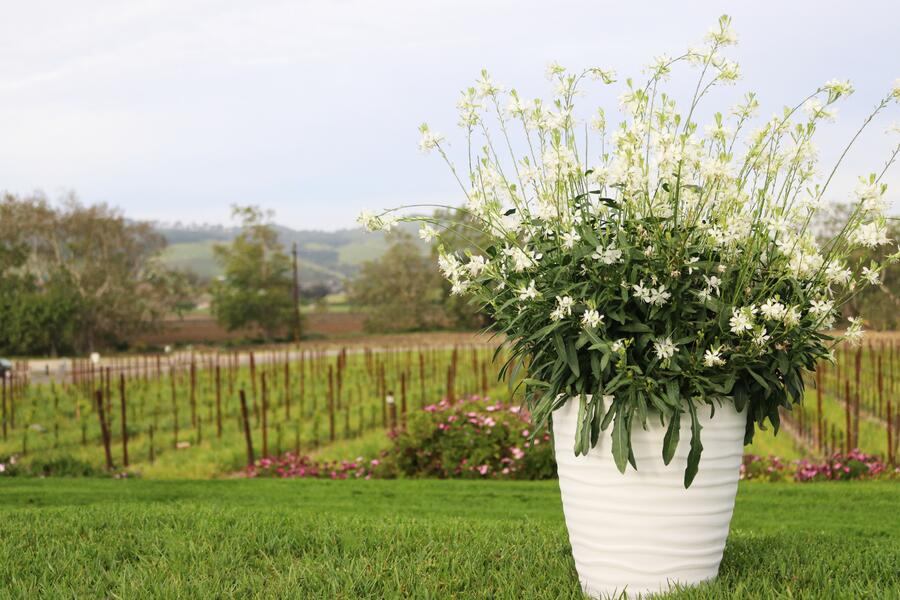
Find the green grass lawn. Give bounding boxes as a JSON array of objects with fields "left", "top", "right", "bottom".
[{"left": 0, "top": 479, "right": 897, "bottom": 599}]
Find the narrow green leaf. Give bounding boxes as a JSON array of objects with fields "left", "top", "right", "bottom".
[
  {"left": 684, "top": 401, "right": 704, "bottom": 488},
  {"left": 662, "top": 409, "right": 680, "bottom": 465},
  {"left": 611, "top": 407, "right": 628, "bottom": 474}
]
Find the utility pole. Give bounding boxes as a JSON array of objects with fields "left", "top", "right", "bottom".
[{"left": 292, "top": 241, "right": 302, "bottom": 342}]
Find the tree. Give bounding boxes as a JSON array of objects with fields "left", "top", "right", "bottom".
[
  {"left": 349, "top": 232, "right": 445, "bottom": 332},
  {"left": 211, "top": 206, "right": 295, "bottom": 339},
  {"left": 0, "top": 192, "right": 187, "bottom": 354}
]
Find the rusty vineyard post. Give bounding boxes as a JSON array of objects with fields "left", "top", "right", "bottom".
[
  {"left": 888, "top": 350, "right": 895, "bottom": 465},
  {"left": 170, "top": 367, "right": 178, "bottom": 448},
  {"left": 284, "top": 360, "right": 291, "bottom": 421},
  {"left": 95, "top": 390, "right": 113, "bottom": 471},
  {"left": 105, "top": 367, "right": 112, "bottom": 419},
  {"left": 261, "top": 373, "right": 269, "bottom": 458},
  {"left": 328, "top": 366, "right": 335, "bottom": 443},
  {"left": 215, "top": 365, "right": 223, "bottom": 438},
  {"left": 853, "top": 347, "right": 861, "bottom": 449},
  {"left": 119, "top": 373, "right": 129, "bottom": 468},
  {"left": 1, "top": 375, "right": 6, "bottom": 441},
  {"left": 190, "top": 361, "right": 197, "bottom": 427},
  {"left": 419, "top": 351, "right": 425, "bottom": 407},
  {"left": 400, "top": 371, "right": 407, "bottom": 426},
  {"left": 386, "top": 390, "right": 397, "bottom": 434},
  {"left": 815, "top": 366, "right": 823, "bottom": 450},
  {"left": 239, "top": 389, "right": 255, "bottom": 468},
  {"left": 250, "top": 351, "right": 259, "bottom": 422},
  {"left": 299, "top": 350, "right": 305, "bottom": 416},
  {"left": 149, "top": 425, "right": 155, "bottom": 464},
  {"left": 844, "top": 379, "right": 852, "bottom": 453}
]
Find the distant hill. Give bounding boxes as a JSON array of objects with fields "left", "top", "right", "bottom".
[{"left": 156, "top": 221, "right": 425, "bottom": 288}]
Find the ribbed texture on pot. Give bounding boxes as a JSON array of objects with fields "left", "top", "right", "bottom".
[{"left": 553, "top": 398, "right": 746, "bottom": 599}]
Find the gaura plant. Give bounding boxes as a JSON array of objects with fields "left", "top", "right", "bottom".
[{"left": 360, "top": 15, "right": 900, "bottom": 486}]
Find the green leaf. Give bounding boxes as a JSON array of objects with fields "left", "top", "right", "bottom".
[
  {"left": 566, "top": 339, "right": 581, "bottom": 377},
  {"left": 684, "top": 401, "right": 704, "bottom": 488},
  {"left": 733, "top": 383, "right": 749, "bottom": 413},
  {"left": 662, "top": 409, "right": 681, "bottom": 465},
  {"left": 574, "top": 395, "right": 587, "bottom": 455},
  {"left": 746, "top": 368, "right": 770, "bottom": 392},
  {"left": 620, "top": 322, "right": 653, "bottom": 333},
  {"left": 611, "top": 406, "right": 629, "bottom": 474}
]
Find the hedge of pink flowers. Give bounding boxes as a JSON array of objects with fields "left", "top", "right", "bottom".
[
  {"left": 741, "top": 451, "right": 899, "bottom": 483},
  {"left": 249, "top": 395, "right": 557, "bottom": 480},
  {"left": 393, "top": 396, "right": 556, "bottom": 480},
  {"left": 249, "top": 396, "right": 899, "bottom": 483},
  {"left": 248, "top": 453, "right": 385, "bottom": 480}
]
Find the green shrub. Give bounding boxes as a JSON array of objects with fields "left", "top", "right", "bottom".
[{"left": 389, "top": 396, "right": 555, "bottom": 480}]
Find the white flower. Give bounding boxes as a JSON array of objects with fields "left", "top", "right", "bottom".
[
  {"left": 809, "top": 299, "right": 834, "bottom": 317},
  {"left": 892, "top": 78, "right": 900, "bottom": 102},
  {"left": 729, "top": 306, "right": 755, "bottom": 335},
  {"left": 379, "top": 215, "right": 399, "bottom": 232},
  {"left": 550, "top": 296, "right": 574, "bottom": 321},
  {"left": 703, "top": 346, "right": 726, "bottom": 367},
  {"left": 852, "top": 222, "right": 889, "bottom": 248},
  {"left": 783, "top": 306, "right": 801, "bottom": 328},
  {"left": 475, "top": 69, "right": 502, "bottom": 98},
  {"left": 467, "top": 255, "right": 487, "bottom": 277},
  {"left": 357, "top": 210, "right": 380, "bottom": 232},
  {"left": 632, "top": 280, "right": 650, "bottom": 303},
  {"left": 825, "top": 262, "right": 852, "bottom": 285},
  {"left": 418, "top": 124, "right": 445, "bottom": 154},
  {"left": 752, "top": 329, "right": 771, "bottom": 347},
  {"left": 648, "top": 284, "right": 671, "bottom": 306},
  {"left": 561, "top": 230, "right": 581, "bottom": 250},
  {"left": 759, "top": 298, "right": 787, "bottom": 321},
  {"left": 610, "top": 339, "right": 625, "bottom": 352},
  {"left": 698, "top": 289, "right": 712, "bottom": 302},
  {"left": 803, "top": 98, "right": 836, "bottom": 121},
  {"left": 845, "top": 316, "right": 865, "bottom": 346},
  {"left": 545, "top": 60, "right": 565, "bottom": 79},
  {"left": 504, "top": 246, "right": 539, "bottom": 272},
  {"left": 703, "top": 275, "right": 722, "bottom": 295},
  {"left": 632, "top": 281, "right": 670, "bottom": 306},
  {"left": 855, "top": 177, "right": 888, "bottom": 214},
  {"left": 591, "top": 244, "right": 623, "bottom": 265},
  {"left": 517, "top": 280, "right": 540, "bottom": 302},
  {"left": 823, "top": 79, "right": 854, "bottom": 98},
  {"left": 438, "top": 254, "right": 462, "bottom": 279},
  {"left": 862, "top": 266, "right": 881, "bottom": 285},
  {"left": 653, "top": 337, "right": 677, "bottom": 361},
  {"left": 419, "top": 224, "right": 438, "bottom": 242},
  {"left": 581, "top": 309, "right": 603, "bottom": 329},
  {"left": 450, "top": 280, "right": 469, "bottom": 296}
]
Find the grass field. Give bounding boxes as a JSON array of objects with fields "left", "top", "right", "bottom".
[{"left": 0, "top": 479, "right": 897, "bottom": 599}]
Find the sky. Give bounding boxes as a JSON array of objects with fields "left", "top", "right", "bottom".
[{"left": 0, "top": 0, "right": 898, "bottom": 231}]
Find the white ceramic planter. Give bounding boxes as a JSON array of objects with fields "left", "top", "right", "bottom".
[{"left": 553, "top": 397, "right": 746, "bottom": 599}]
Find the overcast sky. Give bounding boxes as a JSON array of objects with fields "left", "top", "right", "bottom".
[{"left": 0, "top": 1, "right": 897, "bottom": 230}]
